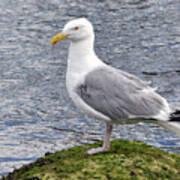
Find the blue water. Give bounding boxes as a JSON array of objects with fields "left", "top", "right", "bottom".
[{"left": 0, "top": 0, "right": 180, "bottom": 176}]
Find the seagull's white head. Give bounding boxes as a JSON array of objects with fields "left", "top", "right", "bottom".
[{"left": 51, "top": 18, "right": 94, "bottom": 44}]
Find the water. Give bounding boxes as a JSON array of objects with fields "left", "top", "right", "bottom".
[{"left": 0, "top": 0, "right": 180, "bottom": 176}]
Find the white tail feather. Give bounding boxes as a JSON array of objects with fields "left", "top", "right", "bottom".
[
  {"left": 158, "top": 102, "right": 180, "bottom": 136},
  {"left": 159, "top": 121, "right": 180, "bottom": 136}
]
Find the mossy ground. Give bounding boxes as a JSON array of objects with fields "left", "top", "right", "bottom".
[{"left": 2, "top": 139, "right": 180, "bottom": 180}]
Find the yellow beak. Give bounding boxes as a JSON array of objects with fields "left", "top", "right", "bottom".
[{"left": 50, "top": 32, "right": 68, "bottom": 45}]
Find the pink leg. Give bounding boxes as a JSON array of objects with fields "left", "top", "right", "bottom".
[{"left": 87, "top": 123, "right": 113, "bottom": 155}]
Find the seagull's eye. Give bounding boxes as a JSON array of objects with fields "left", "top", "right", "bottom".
[{"left": 74, "top": 26, "right": 79, "bottom": 31}]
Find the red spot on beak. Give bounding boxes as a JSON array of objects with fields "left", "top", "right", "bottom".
[{"left": 53, "top": 41, "right": 58, "bottom": 45}]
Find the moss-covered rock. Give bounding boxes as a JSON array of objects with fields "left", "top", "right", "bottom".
[{"left": 2, "top": 139, "right": 180, "bottom": 180}]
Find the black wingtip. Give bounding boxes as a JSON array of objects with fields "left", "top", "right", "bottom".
[{"left": 170, "top": 110, "right": 180, "bottom": 121}]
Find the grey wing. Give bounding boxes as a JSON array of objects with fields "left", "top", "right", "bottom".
[{"left": 76, "top": 67, "right": 165, "bottom": 121}]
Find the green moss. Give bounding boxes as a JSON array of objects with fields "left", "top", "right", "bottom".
[{"left": 2, "top": 139, "right": 180, "bottom": 180}]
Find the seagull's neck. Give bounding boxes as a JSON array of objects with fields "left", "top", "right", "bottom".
[
  {"left": 69, "top": 36, "right": 95, "bottom": 61},
  {"left": 67, "top": 36, "right": 104, "bottom": 74}
]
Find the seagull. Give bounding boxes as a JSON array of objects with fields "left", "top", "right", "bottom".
[{"left": 51, "top": 18, "right": 180, "bottom": 154}]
